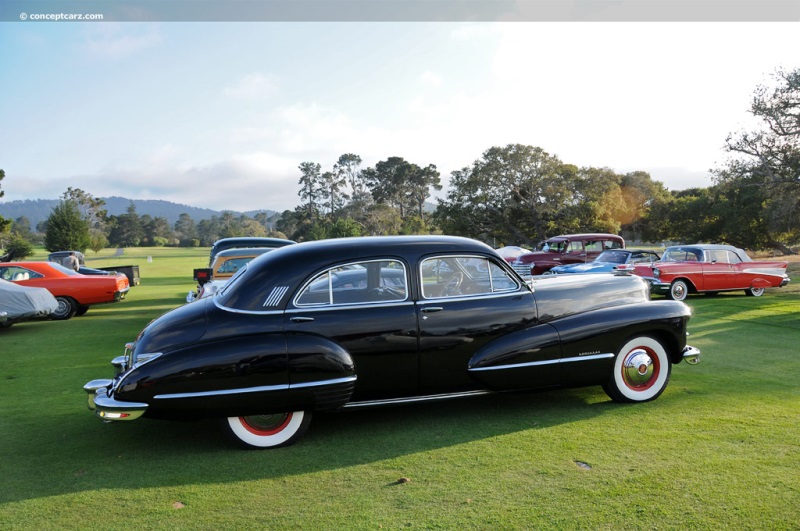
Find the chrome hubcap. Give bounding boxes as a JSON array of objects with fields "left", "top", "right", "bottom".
[{"left": 622, "top": 349, "right": 654, "bottom": 386}]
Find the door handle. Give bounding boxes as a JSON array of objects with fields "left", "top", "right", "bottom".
[
  {"left": 290, "top": 316, "right": 315, "bottom": 322},
  {"left": 421, "top": 307, "right": 443, "bottom": 313}
]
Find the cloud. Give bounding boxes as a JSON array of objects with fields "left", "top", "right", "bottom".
[
  {"left": 82, "top": 24, "right": 162, "bottom": 58},
  {"left": 223, "top": 72, "right": 279, "bottom": 100},
  {"left": 419, "top": 70, "right": 444, "bottom": 88}
]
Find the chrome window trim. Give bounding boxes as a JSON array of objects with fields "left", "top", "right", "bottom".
[
  {"left": 419, "top": 254, "right": 521, "bottom": 300},
  {"left": 286, "top": 300, "right": 415, "bottom": 314},
  {"left": 417, "top": 289, "right": 528, "bottom": 305},
  {"left": 214, "top": 298, "right": 283, "bottom": 315},
  {"left": 153, "top": 376, "right": 357, "bottom": 400},
  {"left": 293, "top": 259, "right": 409, "bottom": 308}
]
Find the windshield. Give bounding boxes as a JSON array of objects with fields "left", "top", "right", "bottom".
[
  {"left": 536, "top": 240, "right": 567, "bottom": 252},
  {"left": 595, "top": 250, "right": 629, "bottom": 264},
  {"left": 662, "top": 248, "right": 703, "bottom": 262},
  {"left": 47, "top": 262, "right": 80, "bottom": 276}
]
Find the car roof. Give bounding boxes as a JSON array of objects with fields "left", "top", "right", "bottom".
[
  {"left": 545, "top": 233, "right": 623, "bottom": 241},
  {"left": 216, "top": 235, "right": 500, "bottom": 311},
  {"left": 214, "top": 247, "right": 277, "bottom": 258},
  {"left": 667, "top": 244, "right": 740, "bottom": 251},
  {"left": 211, "top": 237, "right": 295, "bottom": 250}
]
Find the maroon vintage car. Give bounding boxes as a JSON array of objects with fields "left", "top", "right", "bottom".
[
  {"left": 511, "top": 233, "right": 625, "bottom": 277},
  {"left": 632, "top": 244, "right": 790, "bottom": 300}
]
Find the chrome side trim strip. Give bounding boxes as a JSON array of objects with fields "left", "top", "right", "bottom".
[
  {"left": 469, "top": 352, "right": 614, "bottom": 372},
  {"left": 153, "top": 376, "right": 357, "bottom": 400},
  {"left": 343, "top": 390, "right": 492, "bottom": 409},
  {"left": 291, "top": 376, "right": 357, "bottom": 389}
]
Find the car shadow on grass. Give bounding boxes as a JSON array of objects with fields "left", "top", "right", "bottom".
[{"left": 2, "top": 386, "right": 620, "bottom": 504}]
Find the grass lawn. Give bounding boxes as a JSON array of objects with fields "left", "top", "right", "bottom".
[{"left": 1, "top": 247, "right": 798, "bottom": 529}]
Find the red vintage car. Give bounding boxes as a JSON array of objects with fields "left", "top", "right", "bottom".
[
  {"left": 632, "top": 244, "right": 790, "bottom": 300},
  {"left": 510, "top": 233, "right": 625, "bottom": 277},
  {"left": 0, "top": 261, "right": 130, "bottom": 320}
]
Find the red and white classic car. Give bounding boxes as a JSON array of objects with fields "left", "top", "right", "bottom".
[{"left": 633, "top": 244, "right": 790, "bottom": 300}]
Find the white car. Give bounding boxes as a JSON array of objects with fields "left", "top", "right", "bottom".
[{"left": 0, "top": 278, "right": 59, "bottom": 328}]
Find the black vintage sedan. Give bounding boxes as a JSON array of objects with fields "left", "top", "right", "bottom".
[{"left": 84, "top": 236, "right": 700, "bottom": 449}]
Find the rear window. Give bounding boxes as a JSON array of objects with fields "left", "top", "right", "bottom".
[{"left": 295, "top": 260, "right": 408, "bottom": 307}]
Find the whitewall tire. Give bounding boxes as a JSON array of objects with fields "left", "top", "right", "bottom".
[
  {"left": 223, "top": 411, "right": 312, "bottom": 449},
  {"left": 668, "top": 280, "right": 689, "bottom": 301},
  {"left": 604, "top": 336, "right": 672, "bottom": 403}
]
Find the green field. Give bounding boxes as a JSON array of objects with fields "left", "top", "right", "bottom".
[{"left": 1, "top": 247, "right": 798, "bottom": 529}]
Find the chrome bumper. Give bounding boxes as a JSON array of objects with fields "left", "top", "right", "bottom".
[
  {"left": 682, "top": 345, "right": 701, "bottom": 365},
  {"left": 641, "top": 277, "right": 670, "bottom": 294},
  {"left": 84, "top": 378, "right": 148, "bottom": 421}
]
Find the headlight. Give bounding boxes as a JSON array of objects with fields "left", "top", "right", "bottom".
[{"left": 653, "top": 268, "right": 660, "bottom": 278}]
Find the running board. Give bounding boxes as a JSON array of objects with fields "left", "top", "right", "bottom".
[{"left": 342, "top": 390, "right": 492, "bottom": 409}]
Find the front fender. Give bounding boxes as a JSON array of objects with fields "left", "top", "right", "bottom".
[
  {"left": 467, "top": 323, "right": 562, "bottom": 390},
  {"left": 551, "top": 301, "right": 691, "bottom": 364}
]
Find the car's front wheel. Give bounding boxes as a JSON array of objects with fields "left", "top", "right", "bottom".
[
  {"left": 667, "top": 280, "right": 689, "bottom": 301},
  {"left": 603, "top": 336, "right": 672, "bottom": 403},
  {"left": 745, "top": 287, "right": 765, "bottom": 297},
  {"left": 222, "top": 411, "right": 312, "bottom": 449},
  {"left": 52, "top": 296, "right": 77, "bottom": 320}
]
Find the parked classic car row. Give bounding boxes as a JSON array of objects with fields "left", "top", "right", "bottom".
[
  {"left": 510, "top": 233, "right": 626, "bottom": 277},
  {"left": 85, "top": 235, "right": 700, "bottom": 449},
  {"left": 188, "top": 242, "right": 295, "bottom": 302},
  {"left": 547, "top": 249, "right": 661, "bottom": 275},
  {"left": 0, "top": 261, "right": 130, "bottom": 320},
  {"left": 505, "top": 237, "right": 790, "bottom": 300},
  {"left": 0, "top": 278, "right": 59, "bottom": 328},
  {"left": 633, "top": 244, "right": 790, "bottom": 300}
]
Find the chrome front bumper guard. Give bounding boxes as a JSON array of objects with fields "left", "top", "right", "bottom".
[
  {"left": 84, "top": 378, "right": 148, "bottom": 421},
  {"left": 682, "top": 345, "right": 701, "bottom": 365}
]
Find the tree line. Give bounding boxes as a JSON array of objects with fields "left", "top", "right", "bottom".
[{"left": 2, "top": 67, "right": 798, "bottom": 259}]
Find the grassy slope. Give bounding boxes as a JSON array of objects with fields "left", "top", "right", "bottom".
[{"left": 1, "top": 249, "right": 798, "bottom": 529}]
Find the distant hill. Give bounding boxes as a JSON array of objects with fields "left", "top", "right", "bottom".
[{"left": 0, "top": 197, "right": 277, "bottom": 229}]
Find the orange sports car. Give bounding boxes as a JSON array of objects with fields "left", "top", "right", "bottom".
[{"left": 0, "top": 261, "right": 130, "bottom": 320}]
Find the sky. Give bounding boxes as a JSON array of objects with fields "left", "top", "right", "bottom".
[{"left": 2, "top": 5, "right": 799, "bottom": 213}]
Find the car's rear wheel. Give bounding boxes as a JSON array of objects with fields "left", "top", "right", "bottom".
[
  {"left": 52, "top": 296, "right": 77, "bottom": 320},
  {"left": 667, "top": 280, "right": 689, "bottom": 301},
  {"left": 745, "top": 287, "right": 765, "bottom": 297},
  {"left": 222, "top": 411, "right": 312, "bottom": 449},
  {"left": 603, "top": 336, "right": 672, "bottom": 403}
]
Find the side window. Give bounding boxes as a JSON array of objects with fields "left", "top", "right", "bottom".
[
  {"left": 295, "top": 260, "right": 407, "bottom": 307},
  {"left": 708, "top": 250, "right": 728, "bottom": 263},
  {"left": 567, "top": 241, "right": 583, "bottom": 253},
  {"left": 421, "top": 256, "right": 519, "bottom": 299},
  {"left": 584, "top": 241, "right": 602, "bottom": 252},
  {"left": 605, "top": 239, "right": 623, "bottom": 249},
  {"left": 1, "top": 266, "right": 34, "bottom": 281},
  {"left": 726, "top": 251, "right": 742, "bottom": 264},
  {"left": 631, "top": 253, "right": 655, "bottom": 264}
]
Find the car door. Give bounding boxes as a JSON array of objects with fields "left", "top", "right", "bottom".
[
  {"left": 563, "top": 239, "right": 586, "bottom": 264},
  {"left": 416, "top": 255, "right": 546, "bottom": 394},
  {"left": 284, "top": 259, "right": 419, "bottom": 401},
  {"left": 701, "top": 249, "right": 736, "bottom": 291}
]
